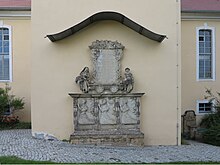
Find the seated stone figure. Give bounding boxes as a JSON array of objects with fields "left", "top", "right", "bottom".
[
  {"left": 122, "top": 68, "right": 134, "bottom": 93},
  {"left": 75, "top": 67, "right": 90, "bottom": 93}
]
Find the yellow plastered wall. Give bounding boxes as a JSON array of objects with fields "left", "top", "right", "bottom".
[
  {"left": 0, "top": 18, "right": 31, "bottom": 122},
  {"left": 31, "top": 0, "right": 181, "bottom": 145},
  {"left": 181, "top": 20, "right": 220, "bottom": 124}
]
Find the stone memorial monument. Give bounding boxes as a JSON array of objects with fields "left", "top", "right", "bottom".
[
  {"left": 182, "top": 110, "right": 197, "bottom": 140},
  {"left": 69, "top": 40, "right": 145, "bottom": 146}
]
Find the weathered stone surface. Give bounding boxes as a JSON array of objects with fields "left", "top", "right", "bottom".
[
  {"left": 70, "top": 130, "right": 144, "bottom": 146},
  {"left": 69, "top": 93, "right": 144, "bottom": 131},
  {"left": 32, "top": 132, "right": 58, "bottom": 141},
  {"left": 90, "top": 40, "right": 123, "bottom": 92},
  {"left": 75, "top": 40, "right": 134, "bottom": 94},
  {"left": 69, "top": 93, "right": 144, "bottom": 146},
  {"left": 70, "top": 40, "right": 144, "bottom": 146},
  {"left": 77, "top": 98, "right": 96, "bottom": 125},
  {"left": 94, "top": 49, "right": 119, "bottom": 84},
  {"left": 99, "top": 98, "right": 117, "bottom": 125},
  {"left": 182, "top": 110, "right": 197, "bottom": 139}
]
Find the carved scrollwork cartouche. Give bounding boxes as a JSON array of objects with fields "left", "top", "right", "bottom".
[
  {"left": 75, "top": 40, "right": 134, "bottom": 94},
  {"left": 89, "top": 40, "right": 125, "bottom": 50},
  {"left": 89, "top": 40, "right": 123, "bottom": 86}
]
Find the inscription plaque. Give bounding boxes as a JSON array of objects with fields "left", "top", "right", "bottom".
[{"left": 96, "top": 50, "right": 118, "bottom": 84}]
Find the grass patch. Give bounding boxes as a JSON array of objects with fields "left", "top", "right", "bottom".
[
  {"left": 0, "top": 156, "right": 54, "bottom": 164},
  {"left": 0, "top": 122, "right": 31, "bottom": 130},
  {"left": 0, "top": 156, "right": 219, "bottom": 164},
  {"left": 159, "top": 162, "right": 220, "bottom": 164},
  {"left": 181, "top": 138, "right": 189, "bottom": 145}
]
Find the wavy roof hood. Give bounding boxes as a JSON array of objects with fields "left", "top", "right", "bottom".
[{"left": 46, "top": 11, "right": 166, "bottom": 43}]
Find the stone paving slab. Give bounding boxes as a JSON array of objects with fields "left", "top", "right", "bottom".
[{"left": 0, "top": 129, "right": 220, "bottom": 163}]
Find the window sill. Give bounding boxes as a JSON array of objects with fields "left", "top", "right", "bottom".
[
  {"left": 0, "top": 80, "right": 12, "bottom": 83},
  {"left": 196, "top": 112, "right": 214, "bottom": 116},
  {"left": 196, "top": 79, "right": 215, "bottom": 82}
]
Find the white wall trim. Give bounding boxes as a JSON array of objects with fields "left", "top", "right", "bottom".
[
  {"left": 181, "top": 12, "right": 220, "bottom": 20},
  {"left": 196, "top": 24, "right": 216, "bottom": 81},
  {"left": 0, "top": 10, "right": 31, "bottom": 18},
  {"left": 0, "top": 23, "right": 12, "bottom": 82}
]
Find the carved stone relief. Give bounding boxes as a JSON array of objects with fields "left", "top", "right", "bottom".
[
  {"left": 75, "top": 40, "right": 134, "bottom": 94},
  {"left": 120, "top": 97, "right": 139, "bottom": 124},
  {"left": 77, "top": 98, "right": 95, "bottom": 124},
  {"left": 99, "top": 98, "right": 117, "bottom": 125},
  {"left": 71, "top": 95, "right": 143, "bottom": 130}
]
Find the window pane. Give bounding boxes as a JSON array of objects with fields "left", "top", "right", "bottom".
[
  {"left": 0, "top": 60, "right": 3, "bottom": 79},
  {"left": 199, "top": 36, "right": 204, "bottom": 41},
  {"left": 205, "top": 42, "right": 211, "bottom": 47},
  {"left": 199, "top": 42, "right": 204, "bottom": 48},
  {"left": 205, "top": 48, "right": 211, "bottom": 53},
  {"left": 3, "top": 28, "right": 9, "bottom": 35},
  {"left": 205, "top": 61, "right": 211, "bottom": 68},
  {"left": 0, "top": 27, "right": 10, "bottom": 81},
  {"left": 0, "top": 55, "right": 9, "bottom": 80},
  {"left": 198, "top": 29, "right": 213, "bottom": 79},
  {"left": 3, "top": 35, "right": 9, "bottom": 41},
  {"left": 199, "top": 102, "right": 212, "bottom": 113},
  {"left": 3, "top": 41, "right": 9, "bottom": 47},
  {"left": 3, "top": 46, "right": 9, "bottom": 53},
  {"left": 199, "top": 30, "right": 204, "bottom": 35},
  {"left": 205, "top": 36, "right": 211, "bottom": 41},
  {"left": 199, "top": 48, "right": 204, "bottom": 53},
  {"left": 206, "top": 30, "right": 211, "bottom": 34}
]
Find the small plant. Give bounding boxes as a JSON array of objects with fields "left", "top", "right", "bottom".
[
  {"left": 62, "top": 139, "right": 70, "bottom": 142},
  {"left": 0, "top": 122, "right": 31, "bottom": 130},
  {"left": 204, "top": 88, "right": 220, "bottom": 112},
  {"left": 0, "top": 84, "right": 24, "bottom": 122},
  {"left": 200, "top": 89, "right": 220, "bottom": 146}
]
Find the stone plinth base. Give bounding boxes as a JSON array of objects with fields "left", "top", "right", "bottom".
[{"left": 70, "top": 130, "right": 144, "bottom": 146}]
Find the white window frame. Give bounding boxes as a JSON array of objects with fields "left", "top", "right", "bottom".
[
  {"left": 196, "top": 24, "right": 215, "bottom": 81},
  {"left": 0, "top": 24, "right": 12, "bottom": 82},
  {"left": 196, "top": 100, "right": 214, "bottom": 115}
]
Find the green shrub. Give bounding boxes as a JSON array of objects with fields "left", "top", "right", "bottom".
[
  {"left": 204, "top": 88, "right": 220, "bottom": 114},
  {"left": 0, "top": 84, "right": 24, "bottom": 117},
  {"left": 0, "top": 88, "right": 9, "bottom": 116},
  {"left": 200, "top": 113, "right": 220, "bottom": 128},
  {"left": 0, "top": 122, "right": 31, "bottom": 130},
  {"left": 202, "top": 124, "right": 220, "bottom": 146},
  {"left": 200, "top": 89, "right": 220, "bottom": 146}
]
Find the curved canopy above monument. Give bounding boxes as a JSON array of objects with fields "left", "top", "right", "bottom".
[{"left": 46, "top": 11, "right": 166, "bottom": 43}]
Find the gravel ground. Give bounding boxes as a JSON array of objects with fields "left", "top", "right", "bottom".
[{"left": 0, "top": 129, "right": 220, "bottom": 163}]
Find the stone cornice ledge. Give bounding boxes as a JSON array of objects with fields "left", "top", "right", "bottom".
[
  {"left": 69, "top": 93, "right": 145, "bottom": 98},
  {"left": 0, "top": 10, "right": 31, "bottom": 17},
  {"left": 181, "top": 12, "right": 220, "bottom": 20}
]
